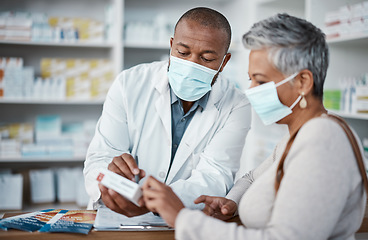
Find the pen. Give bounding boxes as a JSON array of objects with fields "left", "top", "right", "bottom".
[
  {"left": 119, "top": 224, "right": 172, "bottom": 230},
  {"left": 134, "top": 174, "right": 140, "bottom": 184},
  {"left": 134, "top": 156, "right": 140, "bottom": 183}
]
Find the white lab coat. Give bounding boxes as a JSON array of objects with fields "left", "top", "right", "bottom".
[{"left": 84, "top": 60, "right": 251, "bottom": 209}]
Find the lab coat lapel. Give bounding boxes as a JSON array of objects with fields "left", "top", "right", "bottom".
[
  {"left": 154, "top": 69, "right": 172, "bottom": 141},
  {"left": 166, "top": 79, "right": 223, "bottom": 184}
]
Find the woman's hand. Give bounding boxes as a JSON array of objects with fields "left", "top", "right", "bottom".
[
  {"left": 194, "top": 195, "right": 237, "bottom": 221},
  {"left": 142, "top": 176, "right": 185, "bottom": 227}
]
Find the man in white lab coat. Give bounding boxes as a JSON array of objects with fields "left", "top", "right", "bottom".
[{"left": 84, "top": 7, "right": 251, "bottom": 217}]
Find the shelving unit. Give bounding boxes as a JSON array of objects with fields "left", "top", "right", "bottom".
[
  {"left": 0, "top": 40, "right": 115, "bottom": 48},
  {"left": 326, "top": 33, "right": 368, "bottom": 45},
  {"left": 0, "top": 0, "right": 121, "bottom": 157},
  {"left": 306, "top": 0, "right": 368, "bottom": 144},
  {"left": 0, "top": 99, "right": 104, "bottom": 105},
  {"left": 0, "top": 156, "right": 85, "bottom": 163},
  {"left": 1, "top": 0, "right": 123, "bottom": 76},
  {"left": 124, "top": 42, "right": 170, "bottom": 49},
  {"left": 329, "top": 111, "right": 368, "bottom": 121},
  {"left": 0, "top": 0, "right": 123, "bottom": 210}
]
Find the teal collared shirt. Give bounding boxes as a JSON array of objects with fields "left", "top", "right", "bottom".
[{"left": 170, "top": 88, "right": 210, "bottom": 166}]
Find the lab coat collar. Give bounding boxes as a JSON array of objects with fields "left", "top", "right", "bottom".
[
  {"left": 153, "top": 61, "right": 170, "bottom": 94},
  {"left": 154, "top": 61, "right": 172, "bottom": 142}
]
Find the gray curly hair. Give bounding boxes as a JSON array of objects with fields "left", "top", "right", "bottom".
[{"left": 243, "top": 13, "right": 329, "bottom": 98}]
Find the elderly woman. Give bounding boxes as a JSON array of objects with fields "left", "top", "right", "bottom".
[{"left": 141, "top": 13, "right": 367, "bottom": 240}]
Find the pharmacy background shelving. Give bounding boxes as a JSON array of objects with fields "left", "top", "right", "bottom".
[
  {"left": 0, "top": 156, "right": 85, "bottom": 163},
  {"left": 0, "top": 40, "right": 115, "bottom": 48},
  {"left": 0, "top": 0, "right": 123, "bottom": 210},
  {"left": 0, "top": 99, "right": 104, "bottom": 105},
  {"left": 329, "top": 111, "right": 368, "bottom": 121},
  {"left": 306, "top": 0, "right": 368, "bottom": 143},
  {"left": 0, "top": 0, "right": 121, "bottom": 165}
]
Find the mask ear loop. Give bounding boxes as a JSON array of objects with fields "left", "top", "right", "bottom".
[
  {"left": 275, "top": 72, "right": 299, "bottom": 87},
  {"left": 275, "top": 72, "right": 301, "bottom": 110},
  {"left": 216, "top": 54, "right": 227, "bottom": 73},
  {"left": 289, "top": 95, "right": 302, "bottom": 110}
]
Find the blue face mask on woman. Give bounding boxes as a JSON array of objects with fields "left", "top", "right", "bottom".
[
  {"left": 245, "top": 72, "right": 301, "bottom": 125},
  {"left": 167, "top": 55, "right": 224, "bottom": 102}
]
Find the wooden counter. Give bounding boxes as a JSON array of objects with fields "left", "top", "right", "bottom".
[{"left": 1, "top": 212, "right": 367, "bottom": 240}]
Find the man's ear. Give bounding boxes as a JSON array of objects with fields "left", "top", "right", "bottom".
[
  {"left": 170, "top": 37, "right": 173, "bottom": 48},
  {"left": 296, "top": 69, "right": 314, "bottom": 95},
  {"left": 219, "top": 53, "right": 231, "bottom": 72},
  {"left": 168, "top": 37, "right": 174, "bottom": 70}
]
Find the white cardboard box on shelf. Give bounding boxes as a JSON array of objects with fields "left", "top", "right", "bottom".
[
  {"left": 55, "top": 167, "right": 89, "bottom": 206},
  {"left": 75, "top": 170, "right": 89, "bottom": 207},
  {"left": 55, "top": 167, "right": 77, "bottom": 203},
  {"left": 29, "top": 168, "right": 55, "bottom": 203},
  {"left": 0, "top": 173, "right": 23, "bottom": 210}
]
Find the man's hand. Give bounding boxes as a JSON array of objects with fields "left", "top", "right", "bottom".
[
  {"left": 108, "top": 153, "right": 145, "bottom": 181},
  {"left": 194, "top": 195, "right": 237, "bottom": 221},
  {"left": 99, "top": 184, "right": 148, "bottom": 217},
  {"left": 100, "top": 153, "right": 148, "bottom": 217}
]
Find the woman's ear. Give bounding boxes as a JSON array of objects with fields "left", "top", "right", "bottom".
[{"left": 296, "top": 69, "right": 314, "bottom": 95}]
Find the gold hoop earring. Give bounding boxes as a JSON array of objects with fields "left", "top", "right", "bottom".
[{"left": 299, "top": 92, "right": 307, "bottom": 109}]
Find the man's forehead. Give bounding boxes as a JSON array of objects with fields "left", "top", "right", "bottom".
[
  {"left": 173, "top": 19, "right": 227, "bottom": 53},
  {"left": 175, "top": 19, "right": 226, "bottom": 36}
]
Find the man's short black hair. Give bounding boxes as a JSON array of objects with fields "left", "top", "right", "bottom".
[{"left": 175, "top": 7, "right": 232, "bottom": 52}]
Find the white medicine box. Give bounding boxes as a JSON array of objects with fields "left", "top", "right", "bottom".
[
  {"left": 0, "top": 173, "right": 23, "bottom": 210},
  {"left": 29, "top": 169, "right": 55, "bottom": 203}
]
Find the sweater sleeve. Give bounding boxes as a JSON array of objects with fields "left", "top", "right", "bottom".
[
  {"left": 226, "top": 134, "right": 289, "bottom": 205},
  {"left": 226, "top": 154, "right": 273, "bottom": 205},
  {"left": 175, "top": 209, "right": 274, "bottom": 240}
]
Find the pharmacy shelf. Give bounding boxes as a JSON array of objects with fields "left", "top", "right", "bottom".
[
  {"left": 22, "top": 202, "right": 85, "bottom": 212},
  {"left": 0, "top": 40, "right": 114, "bottom": 48},
  {"left": 328, "top": 110, "right": 368, "bottom": 120},
  {"left": 256, "top": 0, "right": 275, "bottom": 3},
  {"left": 0, "top": 99, "right": 104, "bottom": 105},
  {"left": 0, "top": 156, "right": 85, "bottom": 163},
  {"left": 256, "top": 0, "right": 305, "bottom": 9},
  {"left": 327, "top": 33, "right": 368, "bottom": 46},
  {"left": 123, "top": 42, "right": 244, "bottom": 53},
  {"left": 124, "top": 42, "right": 170, "bottom": 49}
]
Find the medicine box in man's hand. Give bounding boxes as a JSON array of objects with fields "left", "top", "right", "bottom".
[{"left": 96, "top": 169, "right": 142, "bottom": 206}]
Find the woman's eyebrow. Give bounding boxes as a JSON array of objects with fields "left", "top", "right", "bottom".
[{"left": 250, "top": 73, "right": 267, "bottom": 78}]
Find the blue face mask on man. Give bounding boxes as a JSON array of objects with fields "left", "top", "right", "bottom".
[
  {"left": 245, "top": 72, "right": 301, "bottom": 125},
  {"left": 167, "top": 55, "right": 225, "bottom": 102}
]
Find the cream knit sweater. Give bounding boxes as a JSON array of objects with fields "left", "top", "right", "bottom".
[{"left": 175, "top": 116, "right": 366, "bottom": 240}]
